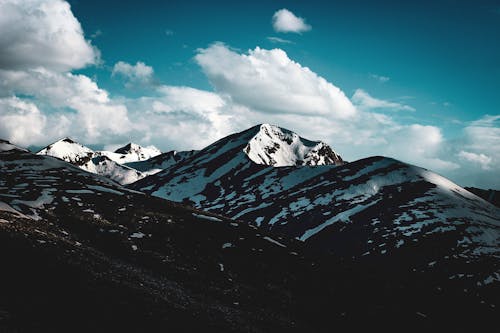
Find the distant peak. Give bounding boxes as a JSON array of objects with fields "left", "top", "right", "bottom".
[{"left": 114, "top": 142, "right": 161, "bottom": 159}]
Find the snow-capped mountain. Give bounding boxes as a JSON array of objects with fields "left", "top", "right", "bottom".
[
  {"left": 36, "top": 138, "right": 145, "bottom": 184},
  {"left": 131, "top": 124, "right": 500, "bottom": 287},
  {"left": 1, "top": 138, "right": 499, "bottom": 330},
  {"left": 124, "top": 149, "right": 198, "bottom": 176},
  {"left": 36, "top": 137, "right": 94, "bottom": 166},
  {"left": 244, "top": 124, "right": 343, "bottom": 166},
  {"left": 99, "top": 142, "right": 161, "bottom": 164}
]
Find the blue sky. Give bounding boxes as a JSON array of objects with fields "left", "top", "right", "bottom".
[
  {"left": 71, "top": 0, "right": 499, "bottom": 131},
  {"left": 0, "top": 0, "right": 499, "bottom": 188}
]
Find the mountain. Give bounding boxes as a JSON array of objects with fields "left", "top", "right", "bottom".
[
  {"left": 99, "top": 142, "right": 161, "bottom": 164},
  {"left": 466, "top": 187, "right": 500, "bottom": 207},
  {"left": 36, "top": 137, "right": 94, "bottom": 166},
  {"left": 1, "top": 138, "right": 498, "bottom": 331},
  {"left": 243, "top": 124, "right": 343, "bottom": 166},
  {"left": 131, "top": 124, "right": 500, "bottom": 285},
  {"left": 125, "top": 149, "right": 198, "bottom": 176},
  {"left": 36, "top": 138, "right": 145, "bottom": 185}
]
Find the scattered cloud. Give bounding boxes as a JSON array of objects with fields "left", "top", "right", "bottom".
[
  {"left": 195, "top": 43, "right": 356, "bottom": 118},
  {"left": 352, "top": 89, "right": 416, "bottom": 112},
  {"left": 90, "top": 29, "right": 103, "bottom": 39},
  {"left": 0, "top": 0, "right": 98, "bottom": 72},
  {"left": 272, "top": 9, "right": 311, "bottom": 33},
  {"left": 370, "top": 74, "right": 390, "bottom": 83},
  {"left": 267, "top": 36, "right": 294, "bottom": 44},
  {"left": 112, "top": 61, "right": 154, "bottom": 85},
  {"left": 165, "top": 29, "right": 174, "bottom": 36}
]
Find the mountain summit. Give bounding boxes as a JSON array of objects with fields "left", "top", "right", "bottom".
[
  {"left": 36, "top": 137, "right": 94, "bottom": 166},
  {"left": 244, "top": 124, "right": 343, "bottom": 166},
  {"left": 113, "top": 142, "right": 161, "bottom": 161}
]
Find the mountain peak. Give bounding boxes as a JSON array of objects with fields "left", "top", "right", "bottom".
[
  {"left": 244, "top": 123, "right": 344, "bottom": 166},
  {"left": 37, "top": 137, "right": 94, "bottom": 165},
  {"left": 114, "top": 142, "right": 161, "bottom": 159},
  {"left": 114, "top": 142, "right": 138, "bottom": 154},
  {"left": 60, "top": 137, "right": 76, "bottom": 144}
]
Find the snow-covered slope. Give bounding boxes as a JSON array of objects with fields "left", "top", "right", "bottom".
[
  {"left": 36, "top": 138, "right": 145, "bottom": 184},
  {"left": 130, "top": 125, "right": 500, "bottom": 288},
  {"left": 99, "top": 143, "right": 161, "bottom": 164},
  {"left": 124, "top": 150, "right": 197, "bottom": 176},
  {"left": 85, "top": 155, "right": 144, "bottom": 185}
]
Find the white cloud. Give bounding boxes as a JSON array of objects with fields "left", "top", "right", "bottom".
[
  {"left": 125, "top": 85, "right": 235, "bottom": 150},
  {"left": 0, "top": 0, "right": 98, "bottom": 71},
  {"left": 112, "top": 61, "right": 154, "bottom": 84},
  {"left": 458, "top": 151, "right": 492, "bottom": 170},
  {"left": 0, "top": 68, "right": 132, "bottom": 143},
  {"left": 0, "top": 0, "right": 132, "bottom": 146},
  {"left": 442, "top": 115, "right": 500, "bottom": 188},
  {"left": 352, "top": 89, "right": 415, "bottom": 112},
  {"left": 267, "top": 36, "right": 294, "bottom": 44},
  {"left": 0, "top": 97, "right": 46, "bottom": 146},
  {"left": 370, "top": 74, "right": 390, "bottom": 83},
  {"left": 463, "top": 115, "right": 500, "bottom": 158},
  {"left": 272, "top": 9, "right": 311, "bottom": 33},
  {"left": 195, "top": 43, "right": 356, "bottom": 118}
]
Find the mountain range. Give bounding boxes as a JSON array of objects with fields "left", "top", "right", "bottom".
[{"left": 1, "top": 123, "right": 499, "bottom": 331}]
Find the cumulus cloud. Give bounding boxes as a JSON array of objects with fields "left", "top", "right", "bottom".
[
  {"left": 0, "top": 97, "right": 46, "bottom": 146},
  {"left": 272, "top": 9, "right": 311, "bottom": 33},
  {"left": 112, "top": 61, "right": 154, "bottom": 85},
  {"left": 352, "top": 89, "right": 415, "bottom": 112},
  {"left": 125, "top": 85, "right": 235, "bottom": 150},
  {"left": 458, "top": 151, "right": 492, "bottom": 170},
  {"left": 0, "top": 0, "right": 98, "bottom": 71},
  {"left": 464, "top": 115, "right": 500, "bottom": 153},
  {"left": 0, "top": 68, "right": 132, "bottom": 142},
  {"left": 0, "top": 0, "right": 132, "bottom": 146},
  {"left": 195, "top": 43, "right": 356, "bottom": 118}
]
